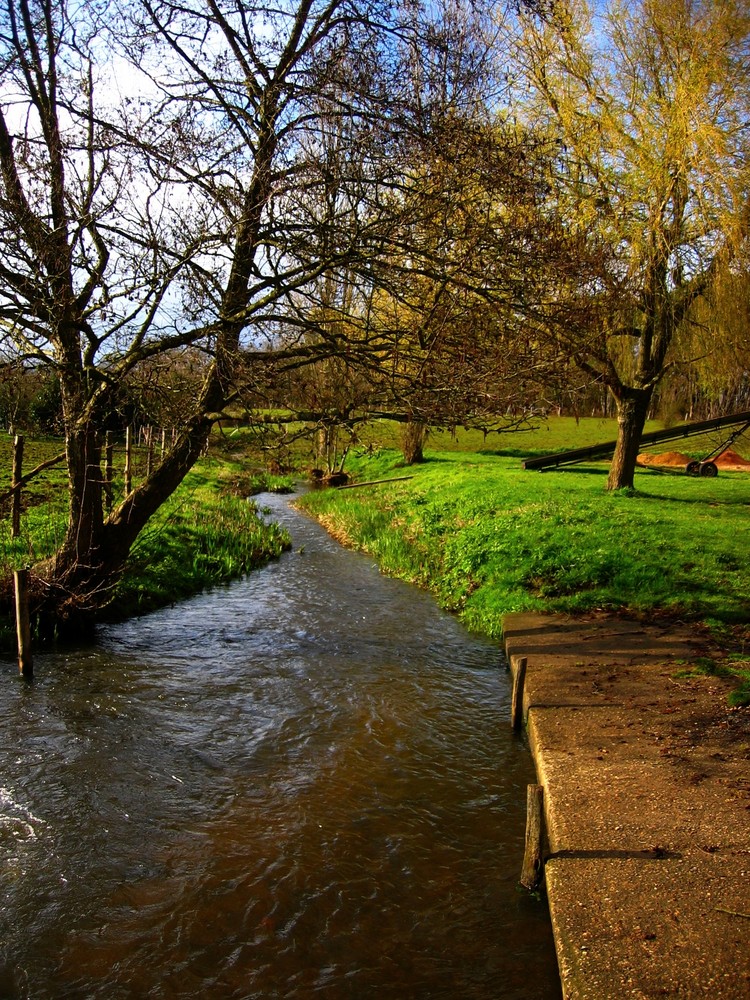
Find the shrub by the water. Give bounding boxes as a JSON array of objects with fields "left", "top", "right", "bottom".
[{"left": 107, "top": 489, "right": 290, "bottom": 620}]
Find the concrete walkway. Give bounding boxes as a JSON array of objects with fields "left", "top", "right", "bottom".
[{"left": 502, "top": 612, "right": 750, "bottom": 1000}]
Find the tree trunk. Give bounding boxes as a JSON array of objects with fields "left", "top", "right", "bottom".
[
  {"left": 401, "top": 420, "right": 427, "bottom": 465},
  {"left": 606, "top": 387, "right": 652, "bottom": 490},
  {"left": 102, "top": 414, "right": 215, "bottom": 565},
  {"left": 60, "top": 425, "right": 105, "bottom": 565},
  {"left": 38, "top": 411, "right": 215, "bottom": 628}
]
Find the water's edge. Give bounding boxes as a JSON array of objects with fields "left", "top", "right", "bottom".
[{"left": 0, "top": 493, "right": 561, "bottom": 999}]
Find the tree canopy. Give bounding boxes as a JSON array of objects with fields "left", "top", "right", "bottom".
[{"left": 0, "top": 0, "right": 547, "bottom": 622}]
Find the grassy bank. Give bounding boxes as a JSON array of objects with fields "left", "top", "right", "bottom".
[
  {"left": 298, "top": 432, "right": 750, "bottom": 698},
  {"left": 301, "top": 447, "right": 750, "bottom": 628},
  {"left": 103, "top": 459, "right": 292, "bottom": 621},
  {"left": 0, "top": 437, "right": 293, "bottom": 644}
]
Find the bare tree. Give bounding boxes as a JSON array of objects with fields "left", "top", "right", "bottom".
[{"left": 2, "top": 0, "right": 533, "bottom": 627}]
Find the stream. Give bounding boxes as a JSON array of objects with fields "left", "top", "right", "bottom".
[{"left": 0, "top": 492, "right": 561, "bottom": 999}]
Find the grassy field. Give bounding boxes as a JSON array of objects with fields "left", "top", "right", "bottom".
[
  {"left": 357, "top": 413, "right": 750, "bottom": 461},
  {"left": 298, "top": 417, "right": 750, "bottom": 702}
]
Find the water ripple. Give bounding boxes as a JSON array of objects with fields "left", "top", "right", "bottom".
[{"left": 0, "top": 493, "right": 559, "bottom": 999}]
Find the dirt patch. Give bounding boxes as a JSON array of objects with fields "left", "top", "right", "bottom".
[
  {"left": 714, "top": 448, "right": 750, "bottom": 470},
  {"left": 638, "top": 450, "right": 693, "bottom": 467},
  {"left": 639, "top": 447, "right": 750, "bottom": 471},
  {"left": 505, "top": 614, "right": 750, "bottom": 769}
]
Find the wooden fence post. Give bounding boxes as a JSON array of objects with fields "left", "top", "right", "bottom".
[
  {"left": 520, "top": 784, "right": 545, "bottom": 890},
  {"left": 146, "top": 426, "right": 154, "bottom": 476},
  {"left": 511, "top": 656, "right": 528, "bottom": 730},
  {"left": 124, "top": 426, "right": 132, "bottom": 495},
  {"left": 14, "top": 568, "right": 33, "bottom": 679},
  {"left": 11, "top": 434, "right": 24, "bottom": 539},
  {"left": 105, "top": 431, "right": 114, "bottom": 512}
]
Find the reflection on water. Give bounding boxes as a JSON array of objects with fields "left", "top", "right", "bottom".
[{"left": 0, "top": 494, "right": 560, "bottom": 999}]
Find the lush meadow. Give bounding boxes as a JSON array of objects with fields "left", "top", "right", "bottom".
[
  {"left": 3, "top": 418, "right": 749, "bottom": 700},
  {"left": 299, "top": 416, "right": 750, "bottom": 700}
]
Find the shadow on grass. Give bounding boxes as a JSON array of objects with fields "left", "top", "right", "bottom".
[
  {"left": 518, "top": 464, "right": 610, "bottom": 477},
  {"left": 478, "top": 448, "right": 568, "bottom": 458},
  {"left": 414, "top": 455, "right": 454, "bottom": 464},
  {"left": 633, "top": 489, "right": 750, "bottom": 506}
]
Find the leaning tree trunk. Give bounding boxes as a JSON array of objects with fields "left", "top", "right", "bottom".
[
  {"left": 606, "top": 386, "right": 653, "bottom": 490},
  {"left": 37, "top": 412, "right": 215, "bottom": 634},
  {"left": 36, "top": 362, "right": 225, "bottom": 632}
]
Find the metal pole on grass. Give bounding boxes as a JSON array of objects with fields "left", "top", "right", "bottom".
[
  {"left": 124, "top": 426, "right": 132, "bottom": 495},
  {"left": 11, "top": 434, "right": 24, "bottom": 539}
]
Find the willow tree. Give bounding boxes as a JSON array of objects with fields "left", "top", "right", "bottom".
[
  {"left": 515, "top": 0, "right": 750, "bottom": 488},
  {"left": 674, "top": 253, "right": 750, "bottom": 417},
  {"left": 0, "top": 0, "right": 488, "bottom": 628}
]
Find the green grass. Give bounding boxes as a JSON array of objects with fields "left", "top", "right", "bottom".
[
  {"left": 190, "top": 411, "right": 750, "bottom": 479},
  {"left": 300, "top": 430, "right": 750, "bottom": 703},
  {"left": 299, "top": 438, "right": 750, "bottom": 624},
  {"left": 0, "top": 437, "right": 292, "bottom": 641},
  {"left": 673, "top": 650, "right": 750, "bottom": 707},
  {"left": 0, "top": 436, "right": 68, "bottom": 573},
  {"left": 356, "top": 413, "right": 750, "bottom": 461},
  {"left": 4, "top": 415, "right": 749, "bottom": 669},
  {"left": 106, "top": 473, "right": 291, "bottom": 620}
]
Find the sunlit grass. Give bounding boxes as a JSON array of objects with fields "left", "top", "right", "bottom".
[
  {"left": 108, "top": 478, "right": 291, "bottom": 619},
  {"left": 102, "top": 456, "right": 293, "bottom": 619},
  {"left": 299, "top": 446, "right": 750, "bottom": 633},
  {"left": 0, "top": 438, "right": 292, "bottom": 636}
]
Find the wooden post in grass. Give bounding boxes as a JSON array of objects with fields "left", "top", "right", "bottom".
[
  {"left": 511, "top": 656, "right": 528, "bottom": 730},
  {"left": 11, "top": 434, "right": 24, "bottom": 538},
  {"left": 105, "top": 431, "right": 114, "bottom": 512},
  {"left": 14, "top": 568, "right": 32, "bottom": 679},
  {"left": 124, "top": 426, "right": 132, "bottom": 495},
  {"left": 520, "top": 784, "right": 545, "bottom": 890},
  {"left": 146, "top": 426, "right": 154, "bottom": 476}
]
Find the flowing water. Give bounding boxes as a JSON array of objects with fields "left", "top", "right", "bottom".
[{"left": 0, "top": 493, "right": 561, "bottom": 999}]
